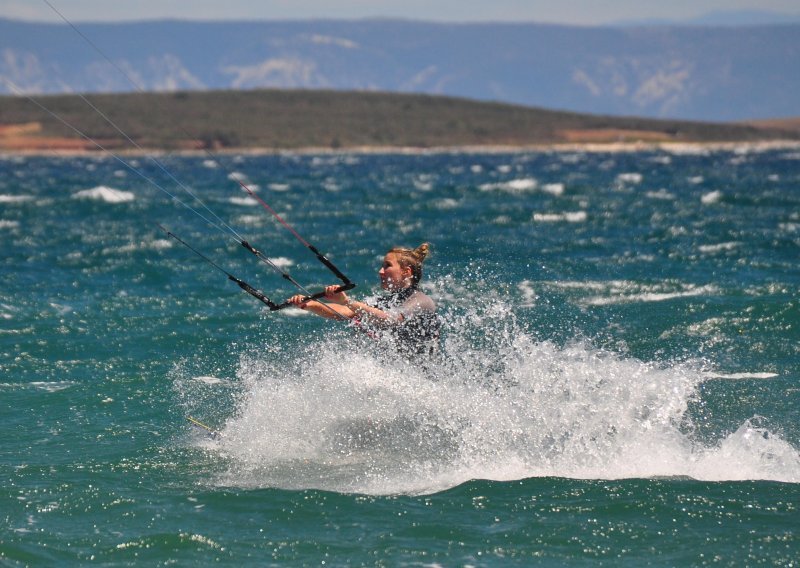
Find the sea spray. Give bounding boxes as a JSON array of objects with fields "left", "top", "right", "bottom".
[{"left": 182, "top": 298, "right": 800, "bottom": 495}]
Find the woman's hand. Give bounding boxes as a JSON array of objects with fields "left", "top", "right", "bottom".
[
  {"left": 288, "top": 294, "right": 310, "bottom": 309},
  {"left": 324, "top": 285, "right": 349, "bottom": 305}
]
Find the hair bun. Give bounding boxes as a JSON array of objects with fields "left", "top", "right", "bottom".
[{"left": 414, "top": 243, "right": 430, "bottom": 261}]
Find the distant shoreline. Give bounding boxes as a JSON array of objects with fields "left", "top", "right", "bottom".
[
  {"left": 4, "top": 90, "right": 799, "bottom": 156},
  {"left": 3, "top": 139, "right": 800, "bottom": 158}
]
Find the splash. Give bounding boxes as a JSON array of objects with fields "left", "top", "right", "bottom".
[
  {"left": 72, "top": 185, "right": 135, "bottom": 203},
  {"left": 183, "top": 299, "right": 800, "bottom": 495}
]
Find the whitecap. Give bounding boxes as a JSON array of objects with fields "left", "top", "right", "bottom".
[
  {"left": 266, "top": 256, "right": 294, "bottom": 269},
  {"left": 72, "top": 186, "right": 135, "bottom": 203},
  {"left": 104, "top": 239, "right": 173, "bottom": 255},
  {"left": 698, "top": 242, "right": 739, "bottom": 254},
  {"left": 228, "top": 171, "right": 248, "bottom": 182},
  {"left": 645, "top": 189, "right": 675, "bottom": 200},
  {"left": 235, "top": 214, "right": 264, "bottom": 226},
  {"left": 433, "top": 198, "right": 460, "bottom": 210},
  {"left": 704, "top": 372, "right": 779, "bottom": 380},
  {"left": 541, "top": 183, "right": 565, "bottom": 196},
  {"left": 29, "top": 382, "right": 75, "bottom": 392},
  {"left": 701, "top": 190, "right": 723, "bottom": 204},
  {"left": 479, "top": 178, "right": 538, "bottom": 193},
  {"left": 48, "top": 303, "right": 73, "bottom": 316},
  {"left": 192, "top": 376, "right": 227, "bottom": 385},
  {"left": 532, "top": 211, "right": 587, "bottom": 223},
  {"left": 228, "top": 196, "right": 258, "bottom": 207},
  {"left": 616, "top": 172, "right": 643, "bottom": 184},
  {"left": 0, "top": 220, "right": 20, "bottom": 229},
  {"left": 0, "top": 194, "right": 34, "bottom": 203},
  {"left": 583, "top": 283, "right": 717, "bottom": 306},
  {"left": 548, "top": 280, "right": 719, "bottom": 307},
  {"left": 413, "top": 179, "right": 433, "bottom": 191},
  {"left": 268, "top": 183, "right": 290, "bottom": 192}
]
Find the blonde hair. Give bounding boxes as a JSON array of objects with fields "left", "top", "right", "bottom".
[{"left": 389, "top": 243, "right": 430, "bottom": 287}]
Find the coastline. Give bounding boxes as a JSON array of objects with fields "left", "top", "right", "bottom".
[{"left": 3, "top": 139, "right": 800, "bottom": 158}]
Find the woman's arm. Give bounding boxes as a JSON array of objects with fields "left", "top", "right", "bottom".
[
  {"left": 288, "top": 294, "right": 355, "bottom": 320},
  {"left": 325, "top": 286, "right": 402, "bottom": 327},
  {"left": 289, "top": 285, "right": 401, "bottom": 326}
]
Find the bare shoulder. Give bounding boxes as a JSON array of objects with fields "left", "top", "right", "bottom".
[{"left": 404, "top": 290, "right": 436, "bottom": 313}]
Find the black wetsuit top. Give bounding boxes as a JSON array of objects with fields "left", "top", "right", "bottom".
[{"left": 372, "top": 287, "right": 440, "bottom": 355}]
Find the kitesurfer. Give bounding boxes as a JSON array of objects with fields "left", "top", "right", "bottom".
[{"left": 288, "top": 243, "right": 440, "bottom": 355}]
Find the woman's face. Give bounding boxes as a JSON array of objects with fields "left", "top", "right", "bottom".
[{"left": 379, "top": 253, "right": 411, "bottom": 290}]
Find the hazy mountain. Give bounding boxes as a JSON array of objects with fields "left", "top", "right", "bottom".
[
  {"left": 1, "top": 18, "right": 798, "bottom": 121},
  {"left": 611, "top": 9, "right": 800, "bottom": 27}
]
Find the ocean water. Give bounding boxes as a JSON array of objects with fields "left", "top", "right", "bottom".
[{"left": 1, "top": 147, "right": 799, "bottom": 565}]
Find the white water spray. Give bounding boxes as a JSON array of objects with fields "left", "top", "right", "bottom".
[{"left": 183, "top": 299, "right": 800, "bottom": 495}]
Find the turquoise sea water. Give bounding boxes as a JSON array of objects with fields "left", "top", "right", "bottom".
[{"left": 1, "top": 148, "right": 799, "bottom": 565}]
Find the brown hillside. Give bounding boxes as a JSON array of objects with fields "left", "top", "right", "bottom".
[{"left": 1, "top": 89, "right": 799, "bottom": 152}]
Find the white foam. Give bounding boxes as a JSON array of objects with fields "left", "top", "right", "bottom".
[
  {"left": 235, "top": 214, "right": 264, "bottom": 226},
  {"left": 517, "top": 280, "right": 538, "bottom": 307},
  {"left": 189, "top": 297, "right": 800, "bottom": 494},
  {"left": 546, "top": 280, "right": 718, "bottom": 307},
  {"left": 616, "top": 172, "right": 643, "bottom": 184},
  {"left": 104, "top": 239, "right": 173, "bottom": 255},
  {"left": 583, "top": 284, "right": 715, "bottom": 306},
  {"left": 532, "top": 211, "right": 587, "bottom": 223},
  {"left": 0, "top": 381, "right": 76, "bottom": 392},
  {"left": 701, "top": 190, "right": 723, "bottom": 204},
  {"left": 266, "top": 256, "right": 294, "bottom": 269},
  {"left": 72, "top": 186, "right": 135, "bottom": 203},
  {"left": 228, "top": 171, "right": 248, "bottom": 182},
  {"left": 704, "top": 372, "right": 779, "bottom": 380},
  {"left": 0, "top": 194, "right": 34, "bottom": 203},
  {"left": 541, "top": 183, "right": 565, "bottom": 196},
  {"left": 413, "top": 178, "right": 434, "bottom": 191},
  {"left": 434, "top": 198, "right": 460, "bottom": 210},
  {"left": 228, "top": 196, "right": 258, "bottom": 206},
  {"left": 698, "top": 242, "right": 740, "bottom": 253},
  {"left": 645, "top": 189, "right": 675, "bottom": 200},
  {"left": 479, "top": 178, "right": 537, "bottom": 193},
  {"left": 193, "top": 376, "right": 227, "bottom": 385},
  {"left": 268, "top": 183, "right": 290, "bottom": 192},
  {"left": 0, "top": 220, "right": 20, "bottom": 229}
]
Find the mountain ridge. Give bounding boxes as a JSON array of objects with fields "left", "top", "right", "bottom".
[{"left": 1, "top": 18, "right": 798, "bottom": 121}]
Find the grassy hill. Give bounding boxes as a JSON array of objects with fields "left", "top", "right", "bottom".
[{"left": 1, "top": 89, "right": 799, "bottom": 152}]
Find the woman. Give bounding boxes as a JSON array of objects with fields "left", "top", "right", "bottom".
[{"left": 288, "top": 243, "right": 440, "bottom": 355}]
